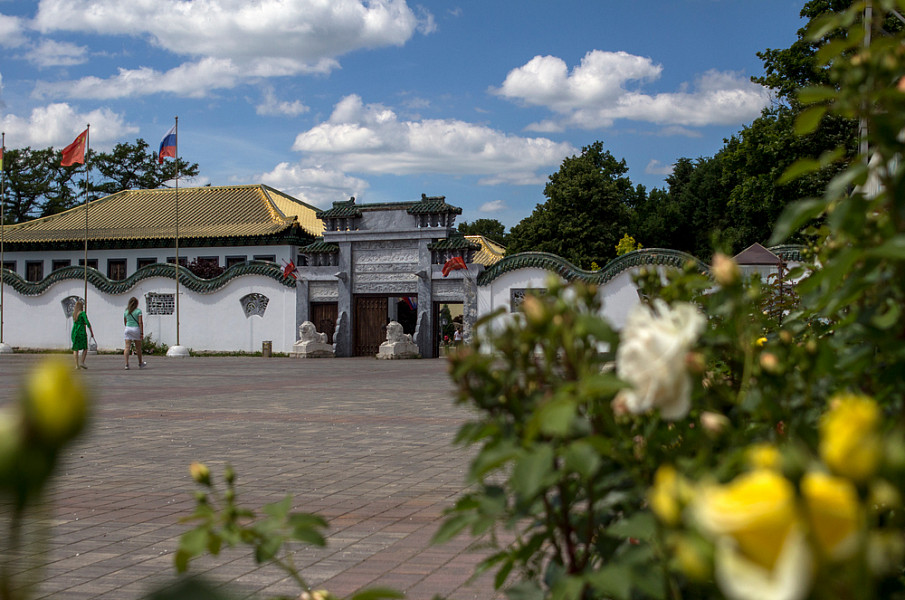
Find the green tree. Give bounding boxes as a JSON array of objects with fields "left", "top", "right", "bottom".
[
  {"left": 1, "top": 147, "right": 58, "bottom": 223},
  {"left": 457, "top": 218, "right": 507, "bottom": 245},
  {"left": 506, "top": 141, "right": 638, "bottom": 268},
  {"left": 90, "top": 139, "right": 199, "bottom": 199}
]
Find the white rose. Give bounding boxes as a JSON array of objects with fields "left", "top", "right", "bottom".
[{"left": 615, "top": 300, "right": 705, "bottom": 420}]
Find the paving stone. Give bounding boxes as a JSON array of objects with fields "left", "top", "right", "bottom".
[{"left": 0, "top": 355, "right": 505, "bottom": 599}]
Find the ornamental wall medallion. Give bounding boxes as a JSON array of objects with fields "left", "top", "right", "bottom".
[
  {"left": 240, "top": 293, "right": 269, "bottom": 318},
  {"left": 145, "top": 292, "right": 176, "bottom": 315},
  {"left": 61, "top": 295, "right": 85, "bottom": 318},
  {"left": 510, "top": 288, "right": 546, "bottom": 312}
]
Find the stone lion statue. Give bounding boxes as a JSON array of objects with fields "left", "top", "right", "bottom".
[
  {"left": 298, "top": 321, "right": 327, "bottom": 344},
  {"left": 384, "top": 321, "right": 413, "bottom": 344}
]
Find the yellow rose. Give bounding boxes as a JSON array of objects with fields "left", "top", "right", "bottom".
[
  {"left": 800, "top": 471, "right": 861, "bottom": 560},
  {"left": 695, "top": 470, "right": 797, "bottom": 571},
  {"left": 189, "top": 462, "right": 212, "bottom": 486},
  {"left": 696, "top": 470, "right": 813, "bottom": 600},
  {"left": 712, "top": 252, "right": 741, "bottom": 286},
  {"left": 23, "top": 358, "right": 88, "bottom": 445},
  {"left": 819, "top": 394, "right": 881, "bottom": 482},
  {"left": 746, "top": 444, "right": 781, "bottom": 471},
  {"left": 649, "top": 465, "right": 689, "bottom": 527}
]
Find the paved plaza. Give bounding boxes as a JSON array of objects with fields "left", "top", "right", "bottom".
[{"left": 0, "top": 354, "right": 504, "bottom": 600}]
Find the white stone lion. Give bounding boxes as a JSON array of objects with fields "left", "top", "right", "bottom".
[
  {"left": 298, "top": 321, "right": 327, "bottom": 344},
  {"left": 384, "top": 321, "right": 412, "bottom": 345}
]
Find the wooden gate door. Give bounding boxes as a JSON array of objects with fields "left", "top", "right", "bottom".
[
  {"left": 310, "top": 302, "right": 338, "bottom": 344},
  {"left": 354, "top": 296, "right": 388, "bottom": 356}
]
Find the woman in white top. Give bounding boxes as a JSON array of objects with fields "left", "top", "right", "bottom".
[{"left": 123, "top": 296, "right": 146, "bottom": 370}]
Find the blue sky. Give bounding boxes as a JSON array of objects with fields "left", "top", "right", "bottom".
[{"left": 1, "top": 0, "right": 806, "bottom": 228}]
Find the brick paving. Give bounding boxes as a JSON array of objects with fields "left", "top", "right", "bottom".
[{"left": 0, "top": 354, "right": 505, "bottom": 600}]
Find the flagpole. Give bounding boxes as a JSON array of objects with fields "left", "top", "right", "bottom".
[
  {"left": 1, "top": 132, "right": 7, "bottom": 352},
  {"left": 174, "top": 116, "right": 180, "bottom": 347},
  {"left": 83, "top": 124, "right": 90, "bottom": 308}
]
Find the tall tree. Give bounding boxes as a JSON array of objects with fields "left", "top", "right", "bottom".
[
  {"left": 90, "top": 139, "right": 200, "bottom": 199},
  {"left": 457, "top": 218, "right": 507, "bottom": 245},
  {"left": 1, "top": 147, "right": 58, "bottom": 223},
  {"left": 506, "top": 142, "right": 637, "bottom": 268}
]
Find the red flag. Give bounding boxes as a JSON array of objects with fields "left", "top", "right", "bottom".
[
  {"left": 281, "top": 260, "right": 298, "bottom": 280},
  {"left": 61, "top": 129, "right": 88, "bottom": 166},
  {"left": 442, "top": 256, "right": 467, "bottom": 277}
]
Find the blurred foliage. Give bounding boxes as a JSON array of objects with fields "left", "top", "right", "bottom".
[{"left": 440, "top": 3, "right": 905, "bottom": 599}]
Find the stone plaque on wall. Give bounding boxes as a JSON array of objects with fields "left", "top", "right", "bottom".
[
  {"left": 433, "top": 279, "right": 464, "bottom": 302},
  {"left": 310, "top": 281, "right": 339, "bottom": 301},
  {"left": 145, "top": 292, "right": 175, "bottom": 315}
]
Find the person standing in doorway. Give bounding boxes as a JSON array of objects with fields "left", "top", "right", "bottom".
[
  {"left": 123, "top": 297, "right": 146, "bottom": 370},
  {"left": 71, "top": 300, "right": 95, "bottom": 369}
]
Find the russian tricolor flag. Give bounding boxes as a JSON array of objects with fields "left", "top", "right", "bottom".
[{"left": 158, "top": 125, "right": 177, "bottom": 164}]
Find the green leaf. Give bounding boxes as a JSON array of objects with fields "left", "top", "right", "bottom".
[
  {"left": 563, "top": 440, "right": 602, "bottom": 478},
  {"left": 178, "top": 527, "right": 210, "bottom": 557},
  {"left": 535, "top": 398, "right": 576, "bottom": 437},
  {"left": 871, "top": 299, "right": 901, "bottom": 330},
  {"left": 768, "top": 198, "right": 826, "bottom": 245},
  {"left": 431, "top": 512, "right": 478, "bottom": 544},
  {"left": 263, "top": 495, "right": 292, "bottom": 518},
  {"left": 173, "top": 549, "right": 191, "bottom": 574},
  {"left": 794, "top": 105, "right": 826, "bottom": 135},
  {"left": 550, "top": 575, "right": 585, "bottom": 600},
  {"left": 512, "top": 444, "right": 555, "bottom": 499},
  {"left": 777, "top": 158, "right": 820, "bottom": 185},
  {"left": 797, "top": 85, "right": 837, "bottom": 105},
  {"left": 348, "top": 588, "right": 405, "bottom": 600},
  {"left": 606, "top": 511, "right": 657, "bottom": 541},
  {"left": 586, "top": 564, "right": 632, "bottom": 600},
  {"left": 869, "top": 236, "right": 905, "bottom": 260},
  {"left": 469, "top": 441, "right": 519, "bottom": 481},
  {"left": 505, "top": 581, "right": 545, "bottom": 600}
]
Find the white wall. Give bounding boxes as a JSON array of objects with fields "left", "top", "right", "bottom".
[{"left": 1, "top": 274, "right": 296, "bottom": 354}]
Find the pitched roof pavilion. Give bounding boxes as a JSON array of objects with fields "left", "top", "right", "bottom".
[{"left": 2, "top": 184, "right": 323, "bottom": 247}]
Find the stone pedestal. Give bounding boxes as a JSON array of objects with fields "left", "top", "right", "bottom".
[
  {"left": 290, "top": 321, "right": 334, "bottom": 358},
  {"left": 376, "top": 321, "right": 420, "bottom": 359}
]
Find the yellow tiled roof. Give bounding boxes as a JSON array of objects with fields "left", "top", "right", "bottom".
[
  {"left": 465, "top": 235, "right": 506, "bottom": 266},
  {"left": 2, "top": 184, "right": 324, "bottom": 244}
]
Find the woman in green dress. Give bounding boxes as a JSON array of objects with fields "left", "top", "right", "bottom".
[{"left": 71, "top": 300, "right": 95, "bottom": 369}]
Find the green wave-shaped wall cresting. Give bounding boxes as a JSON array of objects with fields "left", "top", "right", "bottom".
[
  {"left": 1, "top": 261, "right": 296, "bottom": 296},
  {"left": 476, "top": 246, "right": 805, "bottom": 286}
]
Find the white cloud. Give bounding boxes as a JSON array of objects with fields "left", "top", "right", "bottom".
[
  {"left": 0, "top": 103, "right": 138, "bottom": 149},
  {"left": 256, "top": 88, "right": 309, "bottom": 117},
  {"left": 258, "top": 162, "right": 368, "bottom": 208},
  {"left": 480, "top": 199, "right": 506, "bottom": 213},
  {"left": 495, "top": 50, "right": 770, "bottom": 131},
  {"left": 26, "top": 39, "right": 89, "bottom": 67},
  {"left": 32, "top": 0, "right": 433, "bottom": 98},
  {"left": 645, "top": 159, "right": 674, "bottom": 176},
  {"left": 34, "top": 58, "right": 243, "bottom": 99},
  {"left": 0, "top": 14, "right": 28, "bottom": 48},
  {"left": 292, "top": 94, "right": 576, "bottom": 186}
]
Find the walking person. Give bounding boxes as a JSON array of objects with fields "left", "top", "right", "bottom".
[
  {"left": 71, "top": 300, "right": 95, "bottom": 370},
  {"left": 123, "top": 297, "right": 146, "bottom": 370}
]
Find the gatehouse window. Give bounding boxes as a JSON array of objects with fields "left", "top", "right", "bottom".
[
  {"left": 52, "top": 259, "right": 71, "bottom": 272},
  {"left": 166, "top": 257, "right": 188, "bottom": 266},
  {"left": 198, "top": 256, "right": 219, "bottom": 268},
  {"left": 1, "top": 261, "right": 14, "bottom": 274},
  {"left": 226, "top": 255, "right": 247, "bottom": 268},
  {"left": 253, "top": 254, "right": 276, "bottom": 263},
  {"left": 26, "top": 261, "right": 43, "bottom": 282},
  {"left": 78, "top": 258, "right": 99, "bottom": 269},
  {"left": 137, "top": 258, "right": 157, "bottom": 269},
  {"left": 107, "top": 259, "right": 127, "bottom": 281}
]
